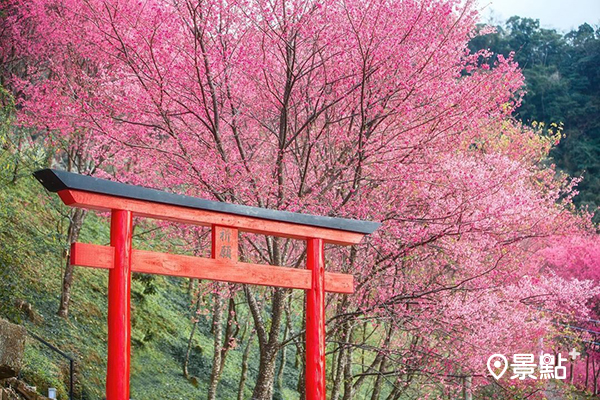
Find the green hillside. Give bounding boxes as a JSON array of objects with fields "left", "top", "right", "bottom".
[
  {"left": 470, "top": 19, "right": 600, "bottom": 223},
  {"left": 0, "top": 157, "right": 302, "bottom": 399}
]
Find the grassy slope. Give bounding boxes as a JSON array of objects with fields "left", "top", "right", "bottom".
[{"left": 0, "top": 159, "right": 301, "bottom": 399}]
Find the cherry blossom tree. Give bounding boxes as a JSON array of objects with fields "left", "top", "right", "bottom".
[
  {"left": 538, "top": 235, "right": 600, "bottom": 394},
  {"left": 2, "top": 0, "right": 598, "bottom": 397}
]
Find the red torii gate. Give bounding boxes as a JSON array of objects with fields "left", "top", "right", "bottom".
[{"left": 34, "top": 169, "right": 379, "bottom": 400}]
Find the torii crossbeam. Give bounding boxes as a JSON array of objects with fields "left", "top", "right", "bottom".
[{"left": 34, "top": 169, "right": 379, "bottom": 400}]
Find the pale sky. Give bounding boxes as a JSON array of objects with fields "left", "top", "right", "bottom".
[{"left": 478, "top": 0, "right": 600, "bottom": 32}]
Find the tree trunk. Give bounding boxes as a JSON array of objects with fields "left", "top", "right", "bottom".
[
  {"left": 188, "top": 278, "right": 196, "bottom": 297},
  {"left": 585, "top": 353, "right": 589, "bottom": 390},
  {"left": 238, "top": 329, "right": 255, "bottom": 400},
  {"left": 332, "top": 268, "right": 353, "bottom": 400},
  {"left": 384, "top": 384, "right": 402, "bottom": 400},
  {"left": 342, "top": 338, "right": 354, "bottom": 400},
  {"left": 248, "top": 286, "right": 287, "bottom": 400},
  {"left": 352, "top": 334, "right": 388, "bottom": 394},
  {"left": 207, "top": 287, "right": 224, "bottom": 400},
  {"left": 331, "top": 344, "right": 346, "bottom": 400},
  {"left": 358, "top": 325, "right": 393, "bottom": 400},
  {"left": 252, "top": 343, "right": 279, "bottom": 399},
  {"left": 296, "top": 296, "right": 306, "bottom": 400},
  {"left": 183, "top": 295, "right": 202, "bottom": 379},
  {"left": 594, "top": 357, "right": 600, "bottom": 395},
  {"left": 10, "top": 135, "right": 22, "bottom": 184},
  {"left": 57, "top": 208, "right": 87, "bottom": 318},
  {"left": 274, "top": 316, "right": 289, "bottom": 400},
  {"left": 297, "top": 357, "right": 306, "bottom": 400},
  {"left": 593, "top": 357, "right": 598, "bottom": 395},
  {"left": 247, "top": 235, "right": 288, "bottom": 400},
  {"left": 570, "top": 360, "right": 574, "bottom": 385},
  {"left": 209, "top": 296, "right": 239, "bottom": 397},
  {"left": 331, "top": 319, "right": 351, "bottom": 400},
  {"left": 183, "top": 319, "right": 198, "bottom": 379},
  {"left": 462, "top": 376, "right": 472, "bottom": 400},
  {"left": 370, "top": 352, "right": 388, "bottom": 400}
]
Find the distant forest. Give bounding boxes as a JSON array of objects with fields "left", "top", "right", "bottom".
[{"left": 470, "top": 17, "right": 600, "bottom": 223}]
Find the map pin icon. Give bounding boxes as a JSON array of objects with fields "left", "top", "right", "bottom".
[{"left": 487, "top": 354, "right": 508, "bottom": 380}]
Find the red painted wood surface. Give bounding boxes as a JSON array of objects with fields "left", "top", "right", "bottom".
[
  {"left": 70, "top": 242, "right": 354, "bottom": 294},
  {"left": 106, "top": 210, "right": 133, "bottom": 400},
  {"left": 212, "top": 225, "right": 238, "bottom": 261},
  {"left": 70, "top": 241, "right": 114, "bottom": 268},
  {"left": 306, "top": 238, "right": 326, "bottom": 400},
  {"left": 58, "top": 189, "right": 364, "bottom": 245}
]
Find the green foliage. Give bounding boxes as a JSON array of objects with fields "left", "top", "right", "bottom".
[
  {"left": 0, "top": 250, "right": 19, "bottom": 322},
  {"left": 470, "top": 19, "right": 600, "bottom": 223}
]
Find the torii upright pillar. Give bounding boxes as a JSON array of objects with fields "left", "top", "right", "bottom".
[
  {"left": 306, "top": 238, "right": 326, "bottom": 398},
  {"left": 107, "top": 210, "right": 133, "bottom": 399},
  {"left": 34, "top": 169, "right": 379, "bottom": 400}
]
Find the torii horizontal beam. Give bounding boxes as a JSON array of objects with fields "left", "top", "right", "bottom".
[
  {"left": 34, "top": 169, "right": 379, "bottom": 244},
  {"left": 58, "top": 189, "right": 364, "bottom": 245},
  {"left": 70, "top": 242, "right": 354, "bottom": 293}
]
